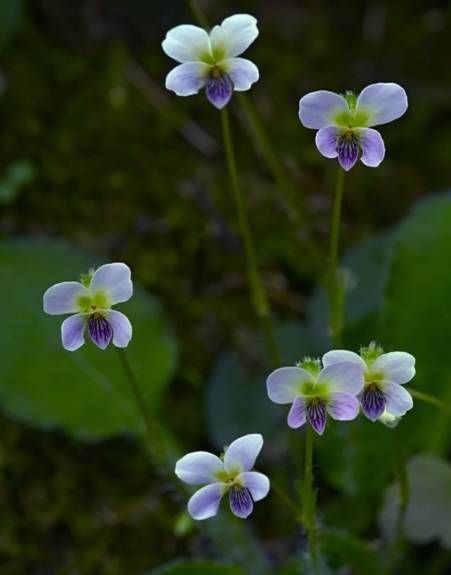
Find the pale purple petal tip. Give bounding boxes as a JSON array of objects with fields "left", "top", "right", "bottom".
[
  {"left": 61, "top": 313, "right": 86, "bottom": 352},
  {"left": 383, "top": 382, "right": 413, "bottom": 417},
  {"left": 90, "top": 263, "right": 133, "bottom": 305},
  {"left": 327, "top": 392, "right": 360, "bottom": 421},
  {"left": 43, "top": 281, "right": 88, "bottom": 315},
  {"left": 229, "top": 486, "right": 254, "bottom": 518},
  {"left": 238, "top": 471, "right": 270, "bottom": 502},
  {"left": 315, "top": 126, "right": 339, "bottom": 158},
  {"left": 359, "top": 128, "right": 385, "bottom": 167},
  {"left": 356, "top": 82, "right": 408, "bottom": 127},
  {"left": 223, "top": 433, "right": 263, "bottom": 473},
  {"left": 205, "top": 73, "right": 234, "bottom": 109},
  {"left": 175, "top": 451, "right": 224, "bottom": 485},
  {"left": 88, "top": 313, "right": 113, "bottom": 350},
  {"left": 165, "top": 62, "right": 209, "bottom": 97},
  {"left": 106, "top": 310, "right": 132, "bottom": 348},
  {"left": 372, "top": 351, "right": 416, "bottom": 385},
  {"left": 299, "top": 90, "right": 348, "bottom": 130},
  {"left": 360, "top": 385, "right": 386, "bottom": 421},
  {"left": 187, "top": 483, "right": 224, "bottom": 521},
  {"left": 225, "top": 57, "right": 259, "bottom": 91},
  {"left": 306, "top": 401, "right": 327, "bottom": 435},
  {"left": 287, "top": 396, "right": 307, "bottom": 429}
]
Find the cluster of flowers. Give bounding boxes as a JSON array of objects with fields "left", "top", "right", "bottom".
[
  {"left": 42, "top": 12, "right": 415, "bottom": 525},
  {"left": 44, "top": 265, "right": 415, "bottom": 521},
  {"left": 162, "top": 13, "right": 408, "bottom": 171}
]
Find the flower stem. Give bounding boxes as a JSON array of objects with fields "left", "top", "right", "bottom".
[
  {"left": 410, "top": 388, "right": 451, "bottom": 414},
  {"left": 220, "top": 107, "right": 280, "bottom": 366},
  {"left": 328, "top": 167, "right": 346, "bottom": 345},
  {"left": 116, "top": 348, "right": 171, "bottom": 468},
  {"left": 303, "top": 427, "right": 319, "bottom": 573}
]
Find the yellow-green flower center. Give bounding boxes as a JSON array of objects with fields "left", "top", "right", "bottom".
[{"left": 76, "top": 290, "right": 110, "bottom": 313}]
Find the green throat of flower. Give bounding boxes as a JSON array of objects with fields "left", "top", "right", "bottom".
[{"left": 76, "top": 291, "right": 110, "bottom": 314}]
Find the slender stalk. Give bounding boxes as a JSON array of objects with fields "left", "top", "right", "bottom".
[
  {"left": 271, "top": 479, "right": 303, "bottom": 519},
  {"left": 116, "top": 348, "right": 170, "bottom": 468},
  {"left": 410, "top": 388, "right": 451, "bottom": 415},
  {"left": 187, "top": 0, "right": 209, "bottom": 28},
  {"left": 328, "top": 167, "right": 345, "bottom": 344},
  {"left": 303, "top": 427, "right": 319, "bottom": 573},
  {"left": 221, "top": 107, "right": 280, "bottom": 365}
]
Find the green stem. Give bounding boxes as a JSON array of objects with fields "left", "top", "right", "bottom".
[
  {"left": 303, "top": 427, "right": 319, "bottom": 573},
  {"left": 329, "top": 167, "right": 345, "bottom": 345},
  {"left": 186, "top": 0, "right": 209, "bottom": 28},
  {"left": 116, "top": 348, "right": 170, "bottom": 468},
  {"left": 220, "top": 107, "right": 280, "bottom": 366},
  {"left": 410, "top": 388, "right": 451, "bottom": 415}
]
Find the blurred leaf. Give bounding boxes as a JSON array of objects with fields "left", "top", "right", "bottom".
[
  {"left": 321, "top": 529, "right": 381, "bottom": 575},
  {"left": 0, "top": 238, "right": 177, "bottom": 440},
  {"left": 0, "top": 159, "right": 36, "bottom": 205},
  {"left": 380, "top": 455, "right": 451, "bottom": 548},
  {"left": 149, "top": 560, "right": 246, "bottom": 575},
  {"left": 206, "top": 322, "right": 322, "bottom": 450},
  {"left": 0, "top": 0, "right": 22, "bottom": 53},
  {"left": 308, "top": 230, "right": 395, "bottom": 350},
  {"left": 382, "top": 193, "right": 451, "bottom": 454}
]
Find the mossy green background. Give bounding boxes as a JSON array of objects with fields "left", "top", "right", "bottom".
[{"left": 1, "top": 1, "right": 451, "bottom": 574}]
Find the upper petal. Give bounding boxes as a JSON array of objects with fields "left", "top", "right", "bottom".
[
  {"left": 105, "top": 310, "right": 132, "bottom": 348},
  {"left": 90, "top": 263, "right": 133, "bottom": 306},
  {"left": 237, "top": 471, "right": 270, "bottom": 502},
  {"left": 383, "top": 382, "right": 414, "bottom": 416},
  {"left": 358, "top": 128, "right": 385, "bottom": 167},
  {"left": 165, "top": 62, "right": 210, "bottom": 96},
  {"left": 299, "top": 91, "right": 349, "bottom": 129},
  {"left": 162, "top": 24, "right": 212, "bottom": 63},
  {"left": 175, "top": 451, "right": 224, "bottom": 485},
  {"left": 322, "top": 350, "right": 366, "bottom": 369},
  {"left": 210, "top": 14, "right": 258, "bottom": 59},
  {"left": 315, "top": 126, "right": 339, "bottom": 158},
  {"left": 223, "top": 57, "right": 259, "bottom": 91},
  {"left": 266, "top": 366, "right": 314, "bottom": 404},
  {"left": 318, "top": 362, "right": 364, "bottom": 394},
  {"left": 187, "top": 483, "right": 225, "bottom": 520},
  {"left": 372, "top": 351, "right": 416, "bottom": 384},
  {"left": 61, "top": 313, "right": 86, "bottom": 352},
  {"left": 356, "top": 83, "right": 408, "bottom": 127},
  {"left": 327, "top": 391, "right": 360, "bottom": 421},
  {"left": 43, "top": 281, "right": 89, "bottom": 315},
  {"left": 223, "top": 433, "right": 263, "bottom": 473}
]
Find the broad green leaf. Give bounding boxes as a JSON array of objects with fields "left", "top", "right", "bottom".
[
  {"left": 380, "top": 455, "right": 451, "bottom": 548},
  {"left": 0, "top": 239, "right": 177, "bottom": 440},
  {"left": 149, "top": 560, "right": 246, "bottom": 575},
  {"left": 382, "top": 193, "right": 451, "bottom": 454}
]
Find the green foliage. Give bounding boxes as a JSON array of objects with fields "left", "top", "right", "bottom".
[
  {"left": 0, "top": 239, "right": 177, "bottom": 440},
  {"left": 149, "top": 562, "right": 246, "bottom": 575},
  {"left": 0, "top": 159, "right": 36, "bottom": 205},
  {"left": 380, "top": 455, "right": 451, "bottom": 549},
  {"left": 206, "top": 322, "right": 322, "bottom": 449}
]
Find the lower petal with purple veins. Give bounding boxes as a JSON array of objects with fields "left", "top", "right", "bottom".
[
  {"left": 229, "top": 485, "right": 254, "bottom": 519},
  {"left": 205, "top": 72, "right": 233, "bottom": 109},
  {"left": 337, "top": 132, "right": 360, "bottom": 171},
  {"left": 360, "top": 384, "right": 386, "bottom": 421},
  {"left": 88, "top": 313, "right": 113, "bottom": 350},
  {"left": 306, "top": 400, "right": 327, "bottom": 435}
]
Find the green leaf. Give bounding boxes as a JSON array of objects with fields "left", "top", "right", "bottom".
[
  {"left": 0, "top": 0, "right": 22, "bottom": 53},
  {"left": 382, "top": 193, "right": 451, "bottom": 454},
  {"left": 0, "top": 239, "right": 177, "bottom": 440},
  {"left": 380, "top": 455, "right": 451, "bottom": 548},
  {"left": 149, "top": 560, "right": 246, "bottom": 575},
  {"left": 206, "top": 322, "right": 322, "bottom": 449}
]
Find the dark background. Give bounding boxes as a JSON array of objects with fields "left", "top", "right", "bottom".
[{"left": 1, "top": 1, "right": 451, "bottom": 574}]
